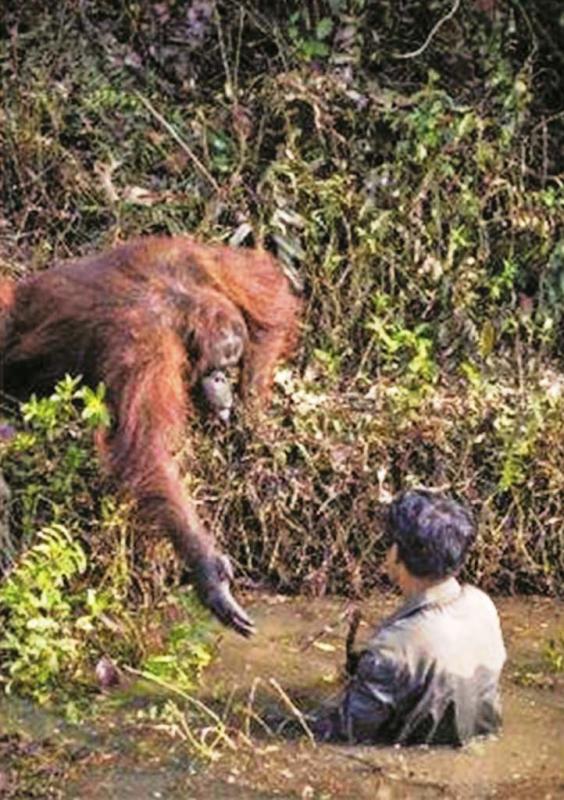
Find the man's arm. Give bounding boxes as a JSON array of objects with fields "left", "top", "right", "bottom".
[{"left": 312, "top": 649, "right": 400, "bottom": 743}]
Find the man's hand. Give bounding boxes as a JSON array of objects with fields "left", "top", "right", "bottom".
[
  {"left": 346, "top": 648, "right": 361, "bottom": 676},
  {"left": 345, "top": 607, "right": 362, "bottom": 675}
]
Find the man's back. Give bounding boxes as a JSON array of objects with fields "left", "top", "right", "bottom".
[{"left": 325, "top": 578, "right": 506, "bottom": 746}]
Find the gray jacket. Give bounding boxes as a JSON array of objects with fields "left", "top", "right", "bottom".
[{"left": 316, "top": 578, "right": 506, "bottom": 746}]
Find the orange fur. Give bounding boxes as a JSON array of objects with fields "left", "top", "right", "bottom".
[
  {"left": 0, "top": 279, "right": 15, "bottom": 312},
  {"left": 1, "top": 237, "right": 301, "bottom": 615}
]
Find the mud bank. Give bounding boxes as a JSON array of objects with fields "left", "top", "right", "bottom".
[{"left": 0, "top": 593, "right": 562, "bottom": 800}]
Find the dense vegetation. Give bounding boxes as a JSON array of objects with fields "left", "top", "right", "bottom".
[{"left": 0, "top": 1, "right": 562, "bottom": 699}]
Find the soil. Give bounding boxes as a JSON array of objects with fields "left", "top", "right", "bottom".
[{"left": 0, "top": 592, "right": 562, "bottom": 800}]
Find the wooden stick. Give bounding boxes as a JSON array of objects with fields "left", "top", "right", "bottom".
[
  {"left": 268, "top": 677, "right": 316, "bottom": 746},
  {"left": 135, "top": 92, "right": 220, "bottom": 193}
]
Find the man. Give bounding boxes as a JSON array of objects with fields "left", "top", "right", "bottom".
[{"left": 313, "top": 489, "right": 506, "bottom": 746}]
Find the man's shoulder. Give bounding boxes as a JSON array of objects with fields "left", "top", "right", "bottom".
[
  {"left": 369, "top": 583, "right": 502, "bottom": 650},
  {"left": 459, "top": 583, "right": 501, "bottom": 618}
]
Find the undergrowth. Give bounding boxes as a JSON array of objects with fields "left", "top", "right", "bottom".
[{"left": 0, "top": 377, "right": 214, "bottom": 707}]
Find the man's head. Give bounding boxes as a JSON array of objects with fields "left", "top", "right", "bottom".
[{"left": 386, "top": 489, "right": 476, "bottom": 585}]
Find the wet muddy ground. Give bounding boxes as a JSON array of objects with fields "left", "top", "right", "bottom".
[{"left": 0, "top": 592, "right": 562, "bottom": 799}]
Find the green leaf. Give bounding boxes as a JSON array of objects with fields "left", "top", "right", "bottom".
[
  {"left": 316, "top": 18, "right": 333, "bottom": 40},
  {"left": 479, "top": 320, "right": 496, "bottom": 358}
]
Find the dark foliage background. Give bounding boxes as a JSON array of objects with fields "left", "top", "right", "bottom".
[{"left": 1, "top": 0, "right": 563, "bottom": 599}]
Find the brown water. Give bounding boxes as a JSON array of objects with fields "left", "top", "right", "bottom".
[{"left": 1, "top": 592, "right": 562, "bottom": 799}]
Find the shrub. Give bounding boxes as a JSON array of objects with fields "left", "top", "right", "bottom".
[{"left": 0, "top": 377, "right": 214, "bottom": 704}]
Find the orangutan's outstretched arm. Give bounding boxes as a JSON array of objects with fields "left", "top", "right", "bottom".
[{"left": 101, "top": 324, "right": 255, "bottom": 637}]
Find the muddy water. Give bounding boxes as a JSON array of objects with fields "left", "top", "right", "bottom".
[
  {"left": 1, "top": 593, "right": 562, "bottom": 800},
  {"left": 194, "top": 593, "right": 564, "bottom": 800}
]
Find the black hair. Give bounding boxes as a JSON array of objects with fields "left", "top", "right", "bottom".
[{"left": 387, "top": 489, "right": 476, "bottom": 579}]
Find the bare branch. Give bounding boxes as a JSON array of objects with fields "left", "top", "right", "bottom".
[
  {"left": 135, "top": 92, "right": 220, "bottom": 193},
  {"left": 394, "top": 0, "right": 462, "bottom": 60}
]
